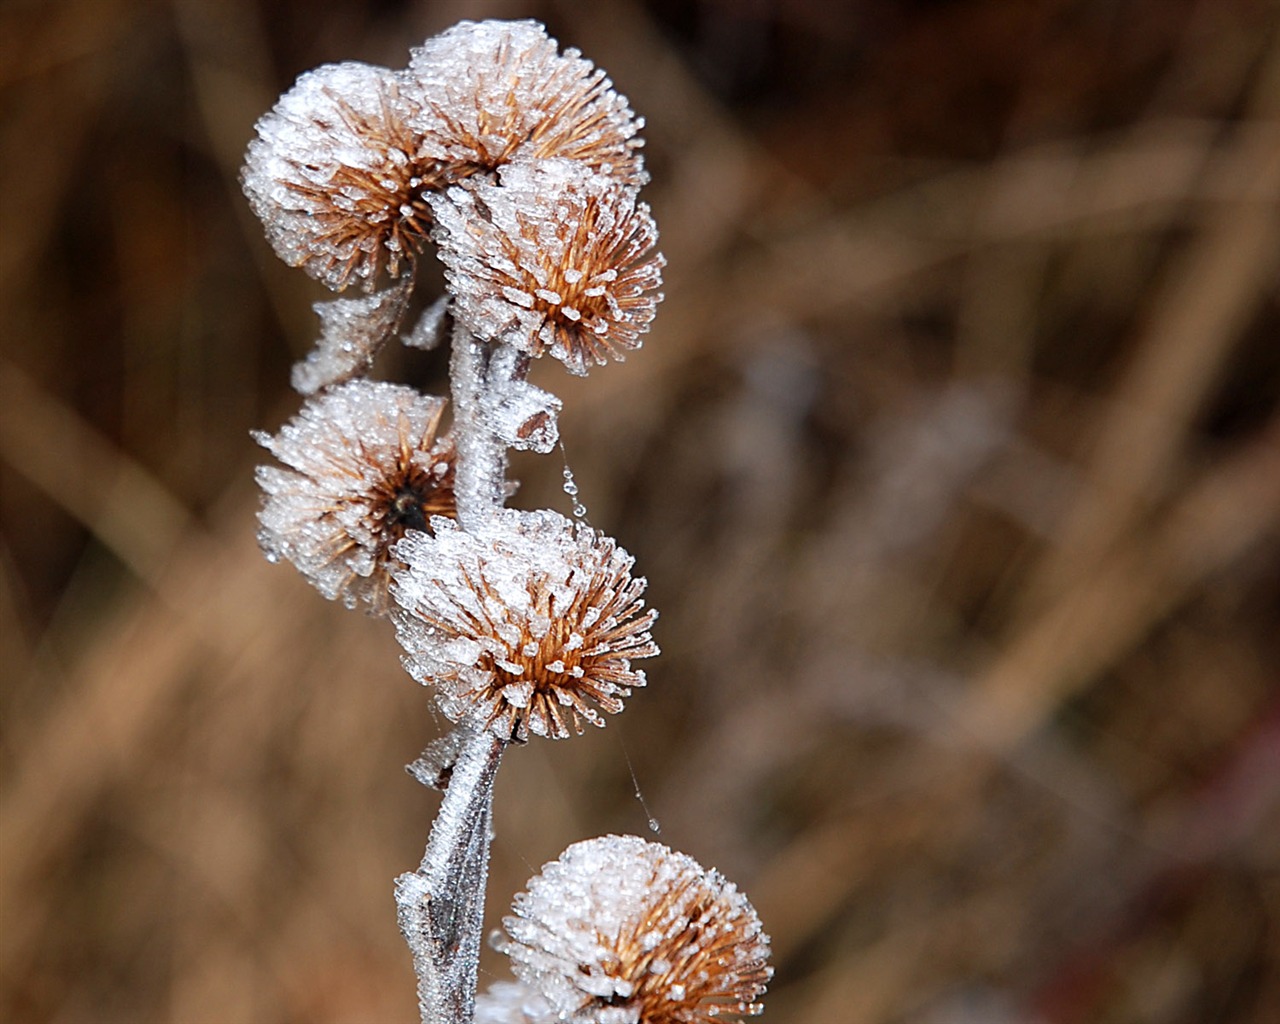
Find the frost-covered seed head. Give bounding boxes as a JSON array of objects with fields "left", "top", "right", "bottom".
[
  {"left": 407, "top": 20, "right": 647, "bottom": 186},
  {"left": 432, "top": 160, "right": 664, "bottom": 376},
  {"left": 255, "top": 381, "right": 457, "bottom": 613},
  {"left": 391, "top": 511, "right": 658, "bottom": 741},
  {"left": 241, "top": 19, "right": 649, "bottom": 296},
  {"left": 498, "top": 835, "right": 772, "bottom": 1023},
  {"left": 242, "top": 62, "right": 470, "bottom": 291}
]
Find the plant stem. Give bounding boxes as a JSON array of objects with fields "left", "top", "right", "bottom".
[
  {"left": 448, "top": 319, "right": 507, "bottom": 529},
  {"left": 395, "top": 317, "right": 524, "bottom": 1023},
  {"left": 396, "top": 727, "right": 505, "bottom": 1024}
]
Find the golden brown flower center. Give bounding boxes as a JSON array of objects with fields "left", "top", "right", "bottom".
[
  {"left": 290, "top": 145, "right": 481, "bottom": 286},
  {"left": 583, "top": 886, "right": 767, "bottom": 1024},
  {"left": 538, "top": 198, "right": 611, "bottom": 327},
  {"left": 542, "top": 279, "right": 610, "bottom": 331},
  {"left": 486, "top": 616, "right": 585, "bottom": 693}
]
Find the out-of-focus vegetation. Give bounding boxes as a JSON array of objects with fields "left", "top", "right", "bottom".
[{"left": 2, "top": 1, "right": 1277, "bottom": 1021}]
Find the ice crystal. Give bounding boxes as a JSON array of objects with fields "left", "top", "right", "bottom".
[
  {"left": 396, "top": 727, "right": 504, "bottom": 1024},
  {"left": 474, "top": 981, "right": 556, "bottom": 1024},
  {"left": 498, "top": 835, "right": 772, "bottom": 1023},
  {"left": 391, "top": 510, "right": 657, "bottom": 741},
  {"left": 406, "top": 728, "right": 468, "bottom": 792},
  {"left": 486, "top": 379, "right": 563, "bottom": 454},
  {"left": 242, "top": 62, "right": 469, "bottom": 292},
  {"left": 432, "top": 160, "right": 664, "bottom": 376},
  {"left": 291, "top": 277, "right": 413, "bottom": 395},
  {"left": 402, "top": 294, "right": 451, "bottom": 351},
  {"left": 242, "top": 20, "right": 647, "bottom": 295},
  {"left": 255, "top": 380, "right": 457, "bottom": 612},
  {"left": 407, "top": 20, "right": 646, "bottom": 186}
]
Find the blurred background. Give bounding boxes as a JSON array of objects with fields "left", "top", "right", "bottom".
[{"left": 2, "top": 0, "right": 1279, "bottom": 1021}]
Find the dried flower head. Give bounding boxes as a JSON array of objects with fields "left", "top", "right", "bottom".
[
  {"left": 242, "top": 62, "right": 468, "bottom": 292},
  {"left": 407, "top": 20, "right": 646, "bottom": 185},
  {"left": 432, "top": 160, "right": 664, "bottom": 376},
  {"left": 391, "top": 510, "right": 657, "bottom": 741},
  {"left": 498, "top": 835, "right": 772, "bottom": 1024},
  {"left": 255, "top": 380, "right": 457, "bottom": 612}
]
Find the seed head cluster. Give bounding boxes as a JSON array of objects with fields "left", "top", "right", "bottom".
[
  {"left": 245, "top": 20, "right": 769, "bottom": 1021},
  {"left": 242, "top": 20, "right": 646, "bottom": 295}
]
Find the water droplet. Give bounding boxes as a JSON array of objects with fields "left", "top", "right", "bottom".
[{"left": 559, "top": 444, "right": 588, "bottom": 519}]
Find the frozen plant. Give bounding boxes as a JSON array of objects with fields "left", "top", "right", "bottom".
[
  {"left": 491, "top": 835, "right": 772, "bottom": 1024},
  {"left": 254, "top": 380, "right": 456, "bottom": 614},
  {"left": 392, "top": 510, "right": 658, "bottom": 742},
  {"left": 244, "top": 18, "right": 769, "bottom": 1023},
  {"left": 242, "top": 61, "right": 439, "bottom": 292},
  {"left": 431, "top": 159, "right": 664, "bottom": 376}
]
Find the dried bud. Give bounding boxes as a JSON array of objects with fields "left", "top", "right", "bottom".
[
  {"left": 407, "top": 20, "right": 646, "bottom": 185},
  {"left": 432, "top": 160, "right": 665, "bottom": 376},
  {"left": 255, "top": 381, "right": 457, "bottom": 613},
  {"left": 498, "top": 835, "right": 772, "bottom": 1023},
  {"left": 390, "top": 510, "right": 658, "bottom": 741},
  {"left": 242, "top": 62, "right": 466, "bottom": 291}
]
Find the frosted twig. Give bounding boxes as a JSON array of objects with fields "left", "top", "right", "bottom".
[
  {"left": 448, "top": 319, "right": 511, "bottom": 529},
  {"left": 396, "top": 726, "right": 505, "bottom": 1024}
]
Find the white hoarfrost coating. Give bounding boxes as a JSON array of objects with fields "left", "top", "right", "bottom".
[
  {"left": 431, "top": 159, "right": 664, "bottom": 376},
  {"left": 473, "top": 981, "right": 556, "bottom": 1024},
  {"left": 291, "top": 277, "right": 413, "bottom": 395},
  {"left": 242, "top": 61, "right": 438, "bottom": 291},
  {"left": 238, "top": 17, "right": 770, "bottom": 1024},
  {"left": 406, "top": 20, "right": 647, "bottom": 185},
  {"left": 255, "top": 380, "right": 454, "bottom": 613},
  {"left": 242, "top": 20, "right": 646, "bottom": 297},
  {"left": 390, "top": 510, "right": 657, "bottom": 741},
  {"left": 497, "top": 835, "right": 772, "bottom": 1023}
]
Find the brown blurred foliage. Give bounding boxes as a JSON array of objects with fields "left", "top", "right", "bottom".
[{"left": 2, "top": 0, "right": 1279, "bottom": 1022}]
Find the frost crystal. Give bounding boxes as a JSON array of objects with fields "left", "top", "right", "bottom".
[
  {"left": 432, "top": 160, "right": 664, "bottom": 376},
  {"left": 402, "top": 294, "right": 451, "bottom": 351},
  {"left": 497, "top": 836, "right": 772, "bottom": 1023},
  {"left": 241, "top": 19, "right": 650, "bottom": 300},
  {"left": 407, "top": 20, "right": 647, "bottom": 186},
  {"left": 406, "top": 728, "right": 468, "bottom": 792},
  {"left": 474, "top": 981, "right": 557, "bottom": 1024},
  {"left": 242, "top": 62, "right": 467, "bottom": 292},
  {"left": 291, "top": 277, "right": 413, "bottom": 395},
  {"left": 486, "top": 378, "right": 563, "bottom": 454},
  {"left": 255, "top": 380, "right": 457, "bottom": 612},
  {"left": 390, "top": 510, "right": 658, "bottom": 741}
]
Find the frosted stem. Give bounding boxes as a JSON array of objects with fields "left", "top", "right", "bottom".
[
  {"left": 448, "top": 320, "right": 507, "bottom": 529},
  {"left": 396, "top": 727, "right": 505, "bottom": 1024},
  {"left": 395, "top": 321, "right": 526, "bottom": 1022}
]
